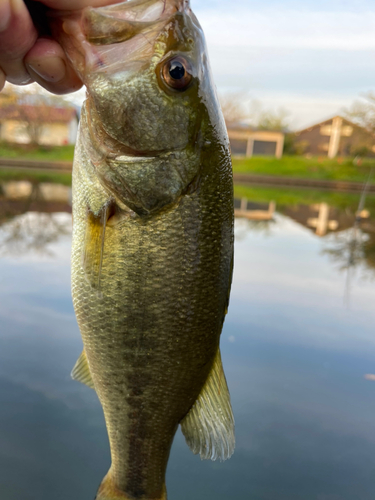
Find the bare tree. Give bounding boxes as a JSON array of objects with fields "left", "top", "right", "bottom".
[
  {"left": 344, "top": 92, "right": 375, "bottom": 134},
  {"left": 219, "top": 92, "right": 250, "bottom": 125},
  {"left": 256, "top": 107, "right": 290, "bottom": 132},
  {"left": 0, "top": 83, "right": 72, "bottom": 146},
  {"left": 219, "top": 93, "right": 291, "bottom": 132}
]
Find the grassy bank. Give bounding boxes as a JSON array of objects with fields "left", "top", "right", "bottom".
[
  {"left": 0, "top": 143, "right": 74, "bottom": 162},
  {"left": 0, "top": 168, "right": 72, "bottom": 186},
  {"left": 1, "top": 143, "right": 375, "bottom": 188},
  {"left": 1, "top": 143, "right": 375, "bottom": 185},
  {"left": 1, "top": 165, "right": 373, "bottom": 213},
  {"left": 232, "top": 156, "right": 375, "bottom": 184}
]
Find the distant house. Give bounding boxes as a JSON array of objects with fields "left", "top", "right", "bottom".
[
  {"left": 227, "top": 123, "right": 285, "bottom": 159},
  {"left": 0, "top": 104, "right": 79, "bottom": 146},
  {"left": 294, "top": 116, "right": 375, "bottom": 158}
]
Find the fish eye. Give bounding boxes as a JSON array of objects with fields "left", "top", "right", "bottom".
[{"left": 162, "top": 56, "right": 192, "bottom": 91}]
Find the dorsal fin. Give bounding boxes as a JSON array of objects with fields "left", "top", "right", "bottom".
[{"left": 180, "top": 349, "right": 235, "bottom": 461}]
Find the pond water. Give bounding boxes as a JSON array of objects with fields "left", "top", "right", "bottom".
[{"left": 1, "top": 182, "right": 375, "bottom": 500}]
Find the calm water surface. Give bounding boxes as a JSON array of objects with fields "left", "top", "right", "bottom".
[{"left": 1, "top": 183, "right": 375, "bottom": 500}]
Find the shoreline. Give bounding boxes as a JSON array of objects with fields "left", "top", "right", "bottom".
[{"left": 0, "top": 157, "right": 374, "bottom": 194}]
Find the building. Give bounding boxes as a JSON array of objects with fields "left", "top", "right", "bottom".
[
  {"left": 294, "top": 116, "right": 375, "bottom": 158},
  {"left": 227, "top": 124, "right": 285, "bottom": 159},
  {"left": 0, "top": 104, "right": 79, "bottom": 146}
]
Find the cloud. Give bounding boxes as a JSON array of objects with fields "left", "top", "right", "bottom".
[
  {"left": 197, "top": 9, "right": 375, "bottom": 51},
  {"left": 193, "top": 1, "right": 375, "bottom": 51},
  {"left": 190, "top": 2, "right": 375, "bottom": 127}
]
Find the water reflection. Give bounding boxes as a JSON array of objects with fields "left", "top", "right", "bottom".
[
  {"left": 2, "top": 182, "right": 375, "bottom": 499},
  {"left": 0, "top": 180, "right": 72, "bottom": 256},
  {"left": 0, "top": 212, "right": 71, "bottom": 257}
]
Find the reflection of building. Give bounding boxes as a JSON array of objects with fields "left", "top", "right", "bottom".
[
  {"left": 283, "top": 203, "right": 358, "bottom": 237},
  {"left": 228, "top": 124, "right": 284, "bottom": 158},
  {"left": 2, "top": 181, "right": 71, "bottom": 203},
  {"left": 307, "top": 203, "right": 338, "bottom": 236},
  {"left": 0, "top": 105, "right": 79, "bottom": 145},
  {"left": 234, "top": 198, "right": 276, "bottom": 220},
  {"left": 294, "top": 116, "right": 375, "bottom": 158},
  {"left": 0, "top": 181, "right": 72, "bottom": 225}
]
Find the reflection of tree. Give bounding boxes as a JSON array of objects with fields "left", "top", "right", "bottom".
[
  {"left": 322, "top": 228, "right": 371, "bottom": 274},
  {"left": 361, "top": 231, "right": 375, "bottom": 269},
  {"left": 0, "top": 212, "right": 71, "bottom": 257},
  {"left": 0, "top": 180, "right": 72, "bottom": 256},
  {"left": 322, "top": 226, "right": 375, "bottom": 307},
  {"left": 0, "top": 181, "right": 72, "bottom": 257},
  {"left": 322, "top": 169, "right": 375, "bottom": 309},
  {"left": 235, "top": 218, "right": 276, "bottom": 241}
]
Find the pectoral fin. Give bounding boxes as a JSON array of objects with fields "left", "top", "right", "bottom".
[
  {"left": 180, "top": 349, "right": 235, "bottom": 461},
  {"left": 71, "top": 350, "right": 95, "bottom": 390},
  {"left": 82, "top": 203, "right": 112, "bottom": 292}
]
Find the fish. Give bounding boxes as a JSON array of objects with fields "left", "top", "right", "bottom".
[{"left": 51, "top": 1, "right": 235, "bottom": 498}]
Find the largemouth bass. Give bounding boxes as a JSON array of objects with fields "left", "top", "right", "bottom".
[{"left": 53, "top": 1, "right": 234, "bottom": 498}]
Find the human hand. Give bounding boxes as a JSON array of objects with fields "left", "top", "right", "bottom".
[{"left": 0, "top": 0, "right": 122, "bottom": 94}]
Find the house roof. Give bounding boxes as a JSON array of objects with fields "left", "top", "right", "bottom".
[
  {"left": 295, "top": 115, "right": 374, "bottom": 136},
  {"left": 0, "top": 104, "right": 78, "bottom": 123}
]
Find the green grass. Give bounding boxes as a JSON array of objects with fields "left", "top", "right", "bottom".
[
  {"left": 1, "top": 143, "right": 375, "bottom": 190},
  {"left": 0, "top": 168, "right": 72, "bottom": 186},
  {"left": 232, "top": 155, "right": 375, "bottom": 183},
  {"left": 1, "top": 144, "right": 374, "bottom": 184},
  {"left": 0, "top": 143, "right": 74, "bottom": 162}
]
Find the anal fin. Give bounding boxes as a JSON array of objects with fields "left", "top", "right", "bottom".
[
  {"left": 71, "top": 350, "right": 95, "bottom": 390},
  {"left": 180, "top": 349, "right": 235, "bottom": 461}
]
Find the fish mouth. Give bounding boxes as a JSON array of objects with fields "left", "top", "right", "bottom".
[
  {"left": 52, "top": 0, "right": 195, "bottom": 84},
  {"left": 83, "top": 0, "right": 191, "bottom": 46}
]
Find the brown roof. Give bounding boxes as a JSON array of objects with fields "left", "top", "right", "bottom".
[
  {"left": 295, "top": 115, "right": 374, "bottom": 136},
  {"left": 0, "top": 104, "right": 78, "bottom": 123}
]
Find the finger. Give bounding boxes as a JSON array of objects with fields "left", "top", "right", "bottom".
[
  {"left": 25, "top": 37, "right": 83, "bottom": 94},
  {"left": 0, "top": 68, "right": 5, "bottom": 91},
  {"left": 0, "top": 0, "right": 37, "bottom": 85}
]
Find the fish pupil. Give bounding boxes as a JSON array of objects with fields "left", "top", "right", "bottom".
[{"left": 169, "top": 61, "right": 185, "bottom": 80}]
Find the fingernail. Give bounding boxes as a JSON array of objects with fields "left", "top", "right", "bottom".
[
  {"left": 9, "top": 0, "right": 24, "bottom": 15},
  {"left": 0, "top": 0, "right": 11, "bottom": 31},
  {"left": 27, "top": 57, "right": 66, "bottom": 83}
]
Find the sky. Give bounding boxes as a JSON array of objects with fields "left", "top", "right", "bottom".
[{"left": 192, "top": 0, "right": 375, "bottom": 129}]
